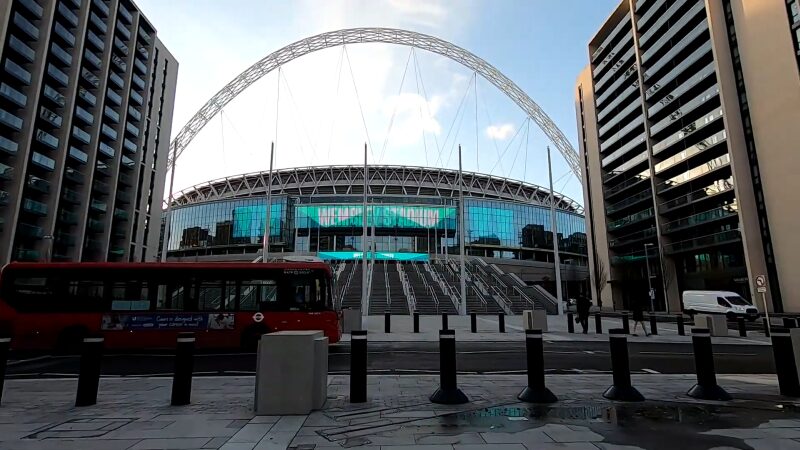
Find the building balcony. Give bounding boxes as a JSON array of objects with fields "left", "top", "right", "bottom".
[
  {"left": 607, "top": 207, "right": 655, "bottom": 232},
  {"left": 17, "top": 222, "right": 43, "bottom": 238},
  {"left": 15, "top": 248, "right": 40, "bottom": 261},
  {"left": 61, "top": 187, "right": 82, "bottom": 204},
  {"left": 22, "top": 198, "right": 48, "bottom": 216},
  {"left": 664, "top": 229, "right": 742, "bottom": 255},
  {"left": 609, "top": 227, "right": 657, "bottom": 249},
  {"left": 89, "top": 198, "right": 107, "bottom": 213},
  {"left": 606, "top": 189, "right": 653, "bottom": 215},
  {"left": 58, "top": 210, "right": 79, "bottom": 225},
  {"left": 113, "top": 208, "right": 129, "bottom": 221},
  {"left": 661, "top": 204, "right": 738, "bottom": 235},
  {"left": 87, "top": 218, "right": 104, "bottom": 232},
  {"left": 659, "top": 177, "right": 735, "bottom": 214}
]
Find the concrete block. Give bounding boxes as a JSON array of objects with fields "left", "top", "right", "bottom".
[
  {"left": 254, "top": 330, "right": 323, "bottom": 415},
  {"left": 695, "top": 314, "right": 728, "bottom": 336}
]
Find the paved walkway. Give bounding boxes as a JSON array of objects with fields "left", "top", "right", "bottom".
[
  {"left": 1, "top": 373, "right": 797, "bottom": 449},
  {"left": 345, "top": 315, "right": 770, "bottom": 345}
]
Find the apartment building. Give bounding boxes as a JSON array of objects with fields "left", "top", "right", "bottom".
[
  {"left": 0, "top": 0, "right": 177, "bottom": 264},
  {"left": 576, "top": 0, "right": 800, "bottom": 312}
]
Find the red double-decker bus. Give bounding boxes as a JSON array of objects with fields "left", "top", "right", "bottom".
[{"left": 0, "top": 262, "right": 341, "bottom": 351}]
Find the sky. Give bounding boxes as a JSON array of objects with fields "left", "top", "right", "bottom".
[{"left": 135, "top": 0, "right": 619, "bottom": 204}]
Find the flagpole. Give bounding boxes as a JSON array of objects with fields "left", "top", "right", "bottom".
[
  {"left": 262, "top": 142, "right": 274, "bottom": 262},
  {"left": 361, "top": 143, "right": 369, "bottom": 315},
  {"left": 458, "top": 145, "right": 467, "bottom": 316},
  {"left": 547, "top": 146, "right": 564, "bottom": 315}
]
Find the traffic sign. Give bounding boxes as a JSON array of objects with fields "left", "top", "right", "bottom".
[
  {"left": 756, "top": 275, "right": 766, "bottom": 287},
  {"left": 757, "top": 286, "right": 767, "bottom": 293},
  {"left": 649, "top": 288, "right": 655, "bottom": 300}
]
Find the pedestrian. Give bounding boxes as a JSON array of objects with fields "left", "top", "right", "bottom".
[
  {"left": 631, "top": 298, "right": 649, "bottom": 336},
  {"left": 576, "top": 294, "right": 591, "bottom": 334}
]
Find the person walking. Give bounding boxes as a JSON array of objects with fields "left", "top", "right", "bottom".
[
  {"left": 576, "top": 294, "right": 591, "bottom": 334},
  {"left": 631, "top": 297, "right": 650, "bottom": 336}
]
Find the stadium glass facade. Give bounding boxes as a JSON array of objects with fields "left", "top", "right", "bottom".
[{"left": 166, "top": 196, "right": 587, "bottom": 263}]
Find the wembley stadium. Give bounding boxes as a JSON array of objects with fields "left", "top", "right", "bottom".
[{"left": 163, "top": 165, "right": 589, "bottom": 314}]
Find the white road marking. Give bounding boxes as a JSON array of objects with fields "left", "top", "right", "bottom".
[{"left": 642, "top": 368, "right": 661, "bottom": 374}]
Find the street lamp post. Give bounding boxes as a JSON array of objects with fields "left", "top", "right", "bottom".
[{"left": 644, "top": 243, "right": 655, "bottom": 312}]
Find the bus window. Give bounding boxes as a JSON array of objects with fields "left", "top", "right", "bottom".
[
  {"left": 110, "top": 281, "right": 150, "bottom": 311},
  {"left": 224, "top": 282, "right": 237, "bottom": 311},
  {"left": 9, "top": 276, "right": 54, "bottom": 311},
  {"left": 239, "top": 279, "right": 277, "bottom": 311},
  {"left": 197, "top": 279, "right": 224, "bottom": 311},
  {"left": 67, "top": 280, "right": 106, "bottom": 311},
  {"left": 156, "top": 280, "right": 186, "bottom": 311},
  {"left": 287, "top": 276, "right": 326, "bottom": 310}
]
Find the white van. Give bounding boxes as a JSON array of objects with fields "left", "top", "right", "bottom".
[{"left": 682, "top": 290, "right": 759, "bottom": 321}]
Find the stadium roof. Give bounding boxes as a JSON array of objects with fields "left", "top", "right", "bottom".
[{"left": 173, "top": 165, "right": 583, "bottom": 214}]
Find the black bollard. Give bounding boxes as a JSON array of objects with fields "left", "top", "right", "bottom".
[
  {"left": 171, "top": 332, "right": 195, "bottom": 406},
  {"left": 650, "top": 314, "right": 658, "bottom": 336},
  {"left": 677, "top": 315, "right": 685, "bottom": 336},
  {"left": 518, "top": 330, "right": 557, "bottom": 403},
  {"left": 595, "top": 313, "right": 603, "bottom": 334},
  {"left": 763, "top": 318, "right": 772, "bottom": 337},
  {"left": 430, "top": 330, "right": 469, "bottom": 404},
  {"left": 622, "top": 312, "right": 630, "bottom": 335},
  {"left": 603, "top": 329, "right": 644, "bottom": 401},
  {"left": 0, "top": 336, "right": 9, "bottom": 406},
  {"left": 567, "top": 313, "right": 575, "bottom": 334},
  {"left": 499, "top": 313, "right": 506, "bottom": 333},
  {"left": 75, "top": 336, "right": 104, "bottom": 407},
  {"left": 384, "top": 311, "right": 391, "bottom": 333},
  {"left": 770, "top": 328, "right": 800, "bottom": 397},
  {"left": 783, "top": 318, "right": 798, "bottom": 329},
  {"left": 470, "top": 313, "right": 477, "bottom": 333},
  {"left": 413, "top": 311, "right": 420, "bottom": 333},
  {"left": 738, "top": 317, "right": 747, "bottom": 337},
  {"left": 350, "top": 330, "right": 368, "bottom": 403},
  {"left": 441, "top": 313, "right": 449, "bottom": 331},
  {"left": 687, "top": 328, "right": 731, "bottom": 400}
]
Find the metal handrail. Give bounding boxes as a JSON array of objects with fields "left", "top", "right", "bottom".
[
  {"left": 512, "top": 285, "right": 537, "bottom": 309},
  {"left": 384, "top": 261, "right": 390, "bottom": 306},
  {"left": 472, "top": 284, "right": 488, "bottom": 311}
]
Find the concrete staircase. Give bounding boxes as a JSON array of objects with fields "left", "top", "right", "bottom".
[{"left": 368, "top": 262, "right": 409, "bottom": 315}]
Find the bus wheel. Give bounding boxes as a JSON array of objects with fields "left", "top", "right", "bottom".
[
  {"left": 240, "top": 325, "right": 270, "bottom": 352},
  {"left": 56, "top": 326, "right": 89, "bottom": 355}
]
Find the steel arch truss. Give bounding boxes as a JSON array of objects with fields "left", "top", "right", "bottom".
[
  {"left": 173, "top": 165, "right": 583, "bottom": 214},
  {"left": 168, "top": 27, "right": 582, "bottom": 181}
]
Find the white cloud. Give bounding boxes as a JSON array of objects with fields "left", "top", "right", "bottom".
[{"left": 485, "top": 123, "right": 515, "bottom": 140}]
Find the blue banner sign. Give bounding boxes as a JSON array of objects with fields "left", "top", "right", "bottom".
[
  {"left": 318, "top": 251, "right": 429, "bottom": 262},
  {"left": 101, "top": 313, "right": 235, "bottom": 331}
]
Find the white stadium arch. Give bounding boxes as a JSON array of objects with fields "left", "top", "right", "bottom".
[{"left": 167, "top": 27, "right": 582, "bottom": 181}]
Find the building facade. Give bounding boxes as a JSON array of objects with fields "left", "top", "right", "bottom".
[
  {"left": 0, "top": 0, "right": 177, "bottom": 264},
  {"left": 576, "top": 0, "right": 800, "bottom": 312},
  {"left": 163, "top": 165, "right": 589, "bottom": 291}
]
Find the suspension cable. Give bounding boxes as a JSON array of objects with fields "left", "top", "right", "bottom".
[
  {"left": 523, "top": 118, "right": 530, "bottom": 181},
  {"left": 508, "top": 118, "right": 530, "bottom": 177},
  {"left": 438, "top": 74, "right": 474, "bottom": 168},
  {"left": 478, "top": 82, "right": 506, "bottom": 175},
  {"left": 378, "top": 47, "right": 414, "bottom": 164},
  {"left": 474, "top": 72, "right": 479, "bottom": 172},
  {"left": 487, "top": 116, "right": 527, "bottom": 175},
  {"left": 343, "top": 45, "right": 376, "bottom": 161},
  {"left": 219, "top": 110, "right": 228, "bottom": 173},
  {"left": 411, "top": 49, "right": 430, "bottom": 167},
  {"left": 327, "top": 46, "right": 346, "bottom": 161},
  {"left": 274, "top": 65, "right": 281, "bottom": 167},
  {"left": 412, "top": 49, "right": 441, "bottom": 158},
  {"left": 279, "top": 67, "right": 315, "bottom": 161}
]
